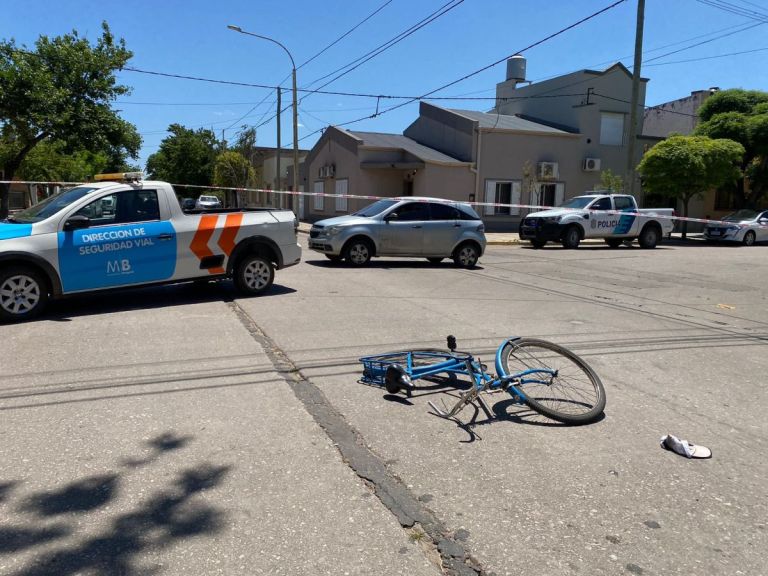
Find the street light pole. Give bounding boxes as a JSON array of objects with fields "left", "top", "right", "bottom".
[{"left": 227, "top": 25, "right": 300, "bottom": 212}]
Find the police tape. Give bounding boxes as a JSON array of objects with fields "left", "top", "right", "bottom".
[{"left": 3, "top": 179, "right": 766, "bottom": 230}]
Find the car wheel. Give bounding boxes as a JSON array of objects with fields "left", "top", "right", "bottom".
[
  {"left": 343, "top": 238, "right": 373, "bottom": 266},
  {"left": 638, "top": 225, "right": 660, "bottom": 249},
  {"left": 426, "top": 257, "right": 444, "bottom": 264},
  {"left": 453, "top": 243, "right": 479, "bottom": 268},
  {"left": 742, "top": 230, "right": 756, "bottom": 246},
  {"left": 561, "top": 226, "right": 581, "bottom": 249},
  {"left": 234, "top": 254, "right": 274, "bottom": 295},
  {"left": 531, "top": 240, "right": 546, "bottom": 249},
  {"left": 0, "top": 266, "right": 49, "bottom": 323}
]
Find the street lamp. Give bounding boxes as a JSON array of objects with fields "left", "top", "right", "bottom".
[{"left": 227, "top": 24, "right": 299, "bottom": 212}]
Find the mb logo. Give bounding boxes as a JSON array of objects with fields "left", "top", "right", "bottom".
[{"left": 107, "top": 259, "right": 132, "bottom": 274}]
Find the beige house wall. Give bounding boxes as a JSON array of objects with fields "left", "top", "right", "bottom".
[{"left": 413, "top": 164, "right": 475, "bottom": 202}]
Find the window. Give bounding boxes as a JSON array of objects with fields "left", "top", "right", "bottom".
[
  {"left": 429, "top": 202, "right": 460, "bottom": 220},
  {"left": 313, "top": 181, "right": 324, "bottom": 211},
  {"left": 391, "top": 202, "right": 430, "bottom": 221},
  {"left": 600, "top": 112, "right": 625, "bottom": 146},
  {"left": 591, "top": 197, "right": 612, "bottom": 211},
  {"left": 535, "top": 183, "right": 565, "bottom": 209},
  {"left": 334, "top": 179, "right": 348, "bottom": 212},
  {"left": 76, "top": 190, "right": 160, "bottom": 226},
  {"left": 614, "top": 196, "right": 634, "bottom": 211},
  {"left": 714, "top": 184, "right": 738, "bottom": 211},
  {"left": 484, "top": 180, "right": 521, "bottom": 215}
]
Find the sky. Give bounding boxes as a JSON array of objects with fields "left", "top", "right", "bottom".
[{"left": 3, "top": 0, "right": 768, "bottom": 170}]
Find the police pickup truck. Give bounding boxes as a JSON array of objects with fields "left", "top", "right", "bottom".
[
  {"left": 0, "top": 173, "right": 301, "bottom": 322},
  {"left": 519, "top": 193, "right": 675, "bottom": 249}
]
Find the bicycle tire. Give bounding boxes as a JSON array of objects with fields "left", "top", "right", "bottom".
[{"left": 499, "top": 338, "right": 605, "bottom": 424}]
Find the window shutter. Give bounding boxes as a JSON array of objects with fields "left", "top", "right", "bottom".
[
  {"left": 555, "top": 183, "right": 565, "bottom": 207},
  {"left": 511, "top": 182, "right": 521, "bottom": 216},
  {"left": 335, "top": 179, "right": 348, "bottom": 212},
  {"left": 484, "top": 181, "right": 495, "bottom": 216},
  {"left": 313, "top": 181, "right": 324, "bottom": 211}
]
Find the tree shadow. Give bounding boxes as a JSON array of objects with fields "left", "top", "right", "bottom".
[
  {"left": 1, "top": 432, "right": 232, "bottom": 575},
  {"left": 0, "top": 480, "right": 18, "bottom": 502},
  {"left": 121, "top": 432, "right": 194, "bottom": 469}
]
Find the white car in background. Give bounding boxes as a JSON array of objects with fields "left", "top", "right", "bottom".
[
  {"left": 703, "top": 209, "right": 768, "bottom": 246},
  {"left": 195, "top": 195, "right": 222, "bottom": 210}
]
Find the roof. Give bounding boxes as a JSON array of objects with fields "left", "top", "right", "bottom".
[
  {"left": 346, "top": 130, "right": 467, "bottom": 164},
  {"left": 447, "top": 108, "right": 574, "bottom": 134}
]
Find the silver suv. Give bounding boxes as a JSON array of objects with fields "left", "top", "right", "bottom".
[{"left": 308, "top": 197, "right": 486, "bottom": 267}]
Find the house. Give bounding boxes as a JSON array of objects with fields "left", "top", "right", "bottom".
[
  {"left": 303, "top": 58, "right": 652, "bottom": 230},
  {"left": 239, "top": 146, "right": 309, "bottom": 210}
]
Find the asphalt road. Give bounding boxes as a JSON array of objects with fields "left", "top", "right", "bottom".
[{"left": 1, "top": 238, "right": 766, "bottom": 576}]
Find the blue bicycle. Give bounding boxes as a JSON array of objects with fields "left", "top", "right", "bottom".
[{"left": 359, "top": 335, "right": 606, "bottom": 425}]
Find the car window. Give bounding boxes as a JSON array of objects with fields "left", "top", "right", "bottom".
[
  {"left": 759, "top": 211, "right": 768, "bottom": 221},
  {"left": 429, "top": 202, "right": 460, "bottom": 220},
  {"left": 614, "top": 197, "right": 634, "bottom": 211},
  {"left": 391, "top": 202, "right": 430, "bottom": 222},
  {"left": 77, "top": 190, "right": 160, "bottom": 225},
  {"left": 590, "top": 197, "right": 612, "bottom": 211},
  {"left": 456, "top": 205, "right": 481, "bottom": 220}
]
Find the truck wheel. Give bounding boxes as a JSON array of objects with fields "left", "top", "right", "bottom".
[
  {"left": 343, "top": 238, "right": 373, "bottom": 266},
  {"left": 638, "top": 225, "right": 660, "bottom": 249},
  {"left": 605, "top": 238, "right": 623, "bottom": 249},
  {"left": 0, "top": 266, "right": 49, "bottom": 323},
  {"left": 234, "top": 254, "right": 274, "bottom": 295},
  {"left": 561, "top": 226, "right": 581, "bottom": 249}
]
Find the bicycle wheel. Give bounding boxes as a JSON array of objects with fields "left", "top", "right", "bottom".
[{"left": 499, "top": 338, "right": 605, "bottom": 424}]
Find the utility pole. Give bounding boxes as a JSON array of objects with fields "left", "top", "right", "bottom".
[
  {"left": 276, "top": 86, "right": 281, "bottom": 205},
  {"left": 626, "top": 0, "right": 645, "bottom": 198}
]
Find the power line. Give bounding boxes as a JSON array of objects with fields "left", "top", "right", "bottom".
[
  {"left": 286, "top": 0, "right": 628, "bottom": 147},
  {"left": 644, "top": 45, "right": 768, "bottom": 66},
  {"left": 693, "top": 0, "right": 768, "bottom": 21}
]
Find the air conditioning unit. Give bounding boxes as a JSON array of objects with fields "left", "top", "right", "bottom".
[
  {"left": 583, "top": 158, "right": 601, "bottom": 172},
  {"left": 537, "top": 162, "right": 559, "bottom": 180}
]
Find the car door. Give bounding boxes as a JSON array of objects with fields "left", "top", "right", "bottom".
[
  {"left": 57, "top": 189, "right": 177, "bottom": 293},
  {"left": 379, "top": 202, "right": 428, "bottom": 255},
  {"left": 585, "top": 197, "right": 616, "bottom": 238},
  {"left": 422, "top": 202, "right": 461, "bottom": 256},
  {"left": 758, "top": 211, "right": 768, "bottom": 242}
]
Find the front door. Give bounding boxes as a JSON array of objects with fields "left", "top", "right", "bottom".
[
  {"left": 57, "top": 189, "right": 177, "bottom": 292},
  {"left": 380, "top": 202, "right": 428, "bottom": 255}
]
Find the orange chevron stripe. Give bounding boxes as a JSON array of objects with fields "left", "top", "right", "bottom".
[
  {"left": 190, "top": 215, "right": 225, "bottom": 274},
  {"left": 217, "top": 213, "right": 244, "bottom": 256}
]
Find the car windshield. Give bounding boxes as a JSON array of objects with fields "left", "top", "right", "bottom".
[
  {"left": 723, "top": 209, "right": 759, "bottom": 221},
  {"left": 353, "top": 199, "right": 398, "bottom": 217},
  {"left": 200, "top": 196, "right": 218, "bottom": 202},
  {"left": 8, "top": 186, "right": 98, "bottom": 223},
  {"left": 559, "top": 197, "right": 596, "bottom": 209}
]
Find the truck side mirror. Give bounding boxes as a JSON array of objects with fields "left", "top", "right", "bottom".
[{"left": 63, "top": 215, "right": 91, "bottom": 231}]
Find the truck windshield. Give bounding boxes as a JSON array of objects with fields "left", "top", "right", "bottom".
[
  {"left": 353, "top": 199, "right": 398, "bottom": 217},
  {"left": 559, "top": 197, "right": 596, "bottom": 209},
  {"left": 9, "top": 186, "right": 98, "bottom": 223}
]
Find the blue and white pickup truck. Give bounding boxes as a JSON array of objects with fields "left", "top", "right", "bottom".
[
  {"left": 0, "top": 173, "right": 301, "bottom": 322},
  {"left": 519, "top": 193, "right": 675, "bottom": 249}
]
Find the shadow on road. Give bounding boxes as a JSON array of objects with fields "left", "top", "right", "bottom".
[
  {"left": 305, "top": 258, "right": 485, "bottom": 270},
  {"left": 0, "top": 432, "right": 232, "bottom": 576}
]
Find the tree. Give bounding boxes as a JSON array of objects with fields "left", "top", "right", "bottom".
[
  {"left": 0, "top": 22, "right": 140, "bottom": 218},
  {"left": 638, "top": 135, "right": 744, "bottom": 238},
  {"left": 145, "top": 124, "right": 220, "bottom": 188},
  {"left": 213, "top": 151, "right": 255, "bottom": 207},
  {"left": 233, "top": 127, "right": 264, "bottom": 187},
  {"left": 596, "top": 169, "right": 623, "bottom": 192},
  {"left": 695, "top": 89, "right": 768, "bottom": 207}
]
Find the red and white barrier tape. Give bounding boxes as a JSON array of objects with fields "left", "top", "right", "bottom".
[{"left": 3, "top": 179, "right": 765, "bottom": 229}]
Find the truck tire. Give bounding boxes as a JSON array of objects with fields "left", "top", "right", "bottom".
[
  {"left": 638, "top": 224, "right": 661, "bottom": 249},
  {"left": 234, "top": 254, "right": 274, "bottom": 295},
  {"left": 561, "top": 226, "right": 581, "bottom": 249},
  {"left": 0, "top": 266, "right": 49, "bottom": 323}
]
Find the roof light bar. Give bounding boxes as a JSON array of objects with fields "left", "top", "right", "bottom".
[{"left": 93, "top": 172, "right": 144, "bottom": 182}]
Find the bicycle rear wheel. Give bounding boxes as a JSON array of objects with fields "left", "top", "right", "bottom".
[{"left": 499, "top": 338, "right": 605, "bottom": 424}]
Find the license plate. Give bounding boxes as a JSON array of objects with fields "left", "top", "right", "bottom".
[{"left": 710, "top": 230, "right": 721, "bottom": 236}]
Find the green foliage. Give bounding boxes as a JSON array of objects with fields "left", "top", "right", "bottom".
[
  {"left": 146, "top": 124, "right": 221, "bottom": 186},
  {"left": 213, "top": 151, "right": 255, "bottom": 189},
  {"left": 597, "top": 169, "right": 624, "bottom": 192},
  {"left": 18, "top": 140, "right": 109, "bottom": 182},
  {"left": 0, "top": 22, "right": 139, "bottom": 216},
  {"left": 695, "top": 88, "right": 768, "bottom": 206},
  {"left": 639, "top": 135, "right": 743, "bottom": 216}
]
